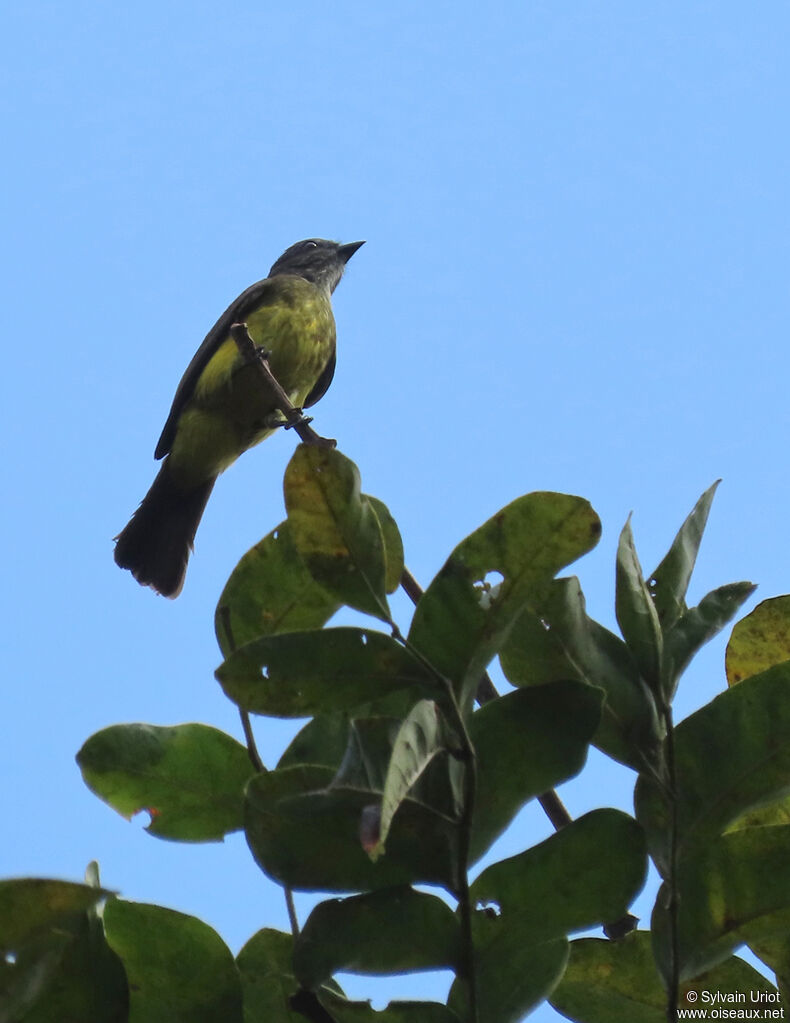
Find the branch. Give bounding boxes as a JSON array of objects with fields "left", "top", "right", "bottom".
[
  {"left": 663, "top": 702, "right": 680, "bottom": 1023},
  {"left": 229, "top": 322, "right": 336, "bottom": 448},
  {"left": 217, "top": 606, "right": 265, "bottom": 773}
]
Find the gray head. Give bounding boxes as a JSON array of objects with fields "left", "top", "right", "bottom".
[{"left": 268, "top": 238, "right": 365, "bottom": 293}]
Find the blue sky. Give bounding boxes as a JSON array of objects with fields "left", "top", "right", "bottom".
[{"left": 2, "top": 2, "right": 789, "bottom": 1017}]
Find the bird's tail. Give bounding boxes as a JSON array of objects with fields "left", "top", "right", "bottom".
[{"left": 114, "top": 462, "right": 216, "bottom": 598}]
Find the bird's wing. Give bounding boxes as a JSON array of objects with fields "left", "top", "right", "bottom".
[
  {"left": 303, "top": 348, "right": 336, "bottom": 409},
  {"left": 154, "top": 277, "right": 276, "bottom": 459}
]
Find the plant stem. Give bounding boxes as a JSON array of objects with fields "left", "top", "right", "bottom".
[
  {"left": 219, "top": 604, "right": 299, "bottom": 941},
  {"left": 663, "top": 702, "right": 680, "bottom": 1023},
  {"left": 285, "top": 886, "right": 300, "bottom": 938},
  {"left": 392, "top": 579, "right": 479, "bottom": 1018},
  {"left": 218, "top": 606, "right": 266, "bottom": 774}
]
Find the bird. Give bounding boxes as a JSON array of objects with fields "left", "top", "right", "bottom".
[{"left": 114, "top": 237, "right": 364, "bottom": 598}]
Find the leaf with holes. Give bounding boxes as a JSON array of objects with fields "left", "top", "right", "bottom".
[
  {"left": 217, "top": 628, "right": 436, "bottom": 718},
  {"left": 314, "top": 991, "right": 461, "bottom": 1021},
  {"left": 449, "top": 812, "right": 647, "bottom": 1016},
  {"left": 284, "top": 445, "right": 389, "bottom": 621},
  {"left": 236, "top": 928, "right": 341, "bottom": 1023},
  {"left": 293, "top": 887, "right": 460, "bottom": 988},
  {"left": 549, "top": 931, "right": 777, "bottom": 1023},
  {"left": 470, "top": 809, "right": 647, "bottom": 944},
  {"left": 408, "top": 492, "right": 601, "bottom": 704},
  {"left": 214, "top": 520, "right": 339, "bottom": 657},
  {"left": 77, "top": 724, "right": 254, "bottom": 842}
]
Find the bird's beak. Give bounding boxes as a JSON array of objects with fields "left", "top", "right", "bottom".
[{"left": 338, "top": 240, "right": 365, "bottom": 263}]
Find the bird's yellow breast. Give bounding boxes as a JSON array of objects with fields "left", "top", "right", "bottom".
[{"left": 167, "top": 282, "right": 335, "bottom": 489}]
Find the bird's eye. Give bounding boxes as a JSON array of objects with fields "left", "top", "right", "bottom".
[{"left": 304, "top": 241, "right": 318, "bottom": 249}]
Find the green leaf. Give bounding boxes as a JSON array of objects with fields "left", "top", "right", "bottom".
[
  {"left": 635, "top": 663, "right": 790, "bottom": 873},
  {"left": 376, "top": 701, "right": 448, "bottom": 857},
  {"left": 278, "top": 713, "right": 353, "bottom": 770},
  {"left": 647, "top": 481, "right": 720, "bottom": 631},
  {"left": 749, "top": 932, "right": 790, "bottom": 1005},
  {"left": 651, "top": 826, "right": 790, "bottom": 982},
  {"left": 615, "top": 517, "right": 663, "bottom": 693},
  {"left": 77, "top": 724, "right": 254, "bottom": 842},
  {"left": 293, "top": 887, "right": 460, "bottom": 987},
  {"left": 470, "top": 809, "right": 647, "bottom": 942},
  {"left": 214, "top": 520, "right": 339, "bottom": 657},
  {"left": 663, "top": 581, "right": 756, "bottom": 696},
  {"left": 409, "top": 492, "right": 601, "bottom": 705},
  {"left": 236, "top": 928, "right": 340, "bottom": 1023},
  {"left": 0, "top": 879, "right": 117, "bottom": 1022},
  {"left": 366, "top": 495, "right": 405, "bottom": 595},
  {"left": 470, "top": 681, "right": 602, "bottom": 861},
  {"left": 103, "top": 899, "right": 242, "bottom": 1023},
  {"left": 217, "top": 628, "right": 436, "bottom": 719},
  {"left": 333, "top": 715, "right": 460, "bottom": 828},
  {"left": 549, "top": 931, "right": 778, "bottom": 1023},
  {"left": 500, "top": 578, "right": 661, "bottom": 770},
  {"left": 449, "top": 813, "right": 647, "bottom": 1017},
  {"left": 244, "top": 765, "right": 456, "bottom": 892},
  {"left": 0, "top": 879, "right": 108, "bottom": 950},
  {"left": 10, "top": 905, "right": 128, "bottom": 1023},
  {"left": 315, "top": 990, "right": 460, "bottom": 1021},
  {"left": 448, "top": 930, "right": 568, "bottom": 1023},
  {"left": 284, "top": 445, "right": 389, "bottom": 621},
  {"left": 726, "top": 595, "right": 790, "bottom": 686}
]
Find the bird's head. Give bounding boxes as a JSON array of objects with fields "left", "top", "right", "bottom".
[{"left": 268, "top": 238, "right": 365, "bottom": 293}]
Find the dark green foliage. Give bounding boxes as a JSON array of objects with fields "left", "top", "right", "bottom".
[
  {"left": 9, "top": 457, "right": 789, "bottom": 1021},
  {"left": 76, "top": 723, "right": 254, "bottom": 841}
]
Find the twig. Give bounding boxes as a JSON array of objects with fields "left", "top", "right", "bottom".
[
  {"left": 664, "top": 703, "right": 680, "bottom": 1023},
  {"left": 218, "top": 606, "right": 266, "bottom": 774},
  {"left": 229, "top": 322, "right": 336, "bottom": 448},
  {"left": 285, "top": 886, "right": 300, "bottom": 938},
  {"left": 218, "top": 604, "right": 304, "bottom": 943}
]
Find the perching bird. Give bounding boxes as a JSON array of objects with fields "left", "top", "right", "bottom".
[{"left": 114, "top": 237, "right": 364, "bottom": 598}]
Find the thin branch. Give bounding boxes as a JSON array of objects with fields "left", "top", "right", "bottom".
[
  {"left": 220, "top": 602, "right": 300, "bottom": 944},
  {"left": 218, "top": 605, "right": 266, "bottom": 774},
  {"left": 537, "top": 789, "right": 573, "bottom": 830},
  {"left": 238, "top": 708, "right": 265, "bottom": 774},
  {"left": 229, "top": 322, "right": 336, "bottom": 448},
  {"left": 285, "top": 886, "right": 300, "bottom": 938},
  {"left": 664, "top": 702, "right": 680, "bottom": 1023},
  {"left": 452, "top": 705, "right": 480, "bottom": 1022}
]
